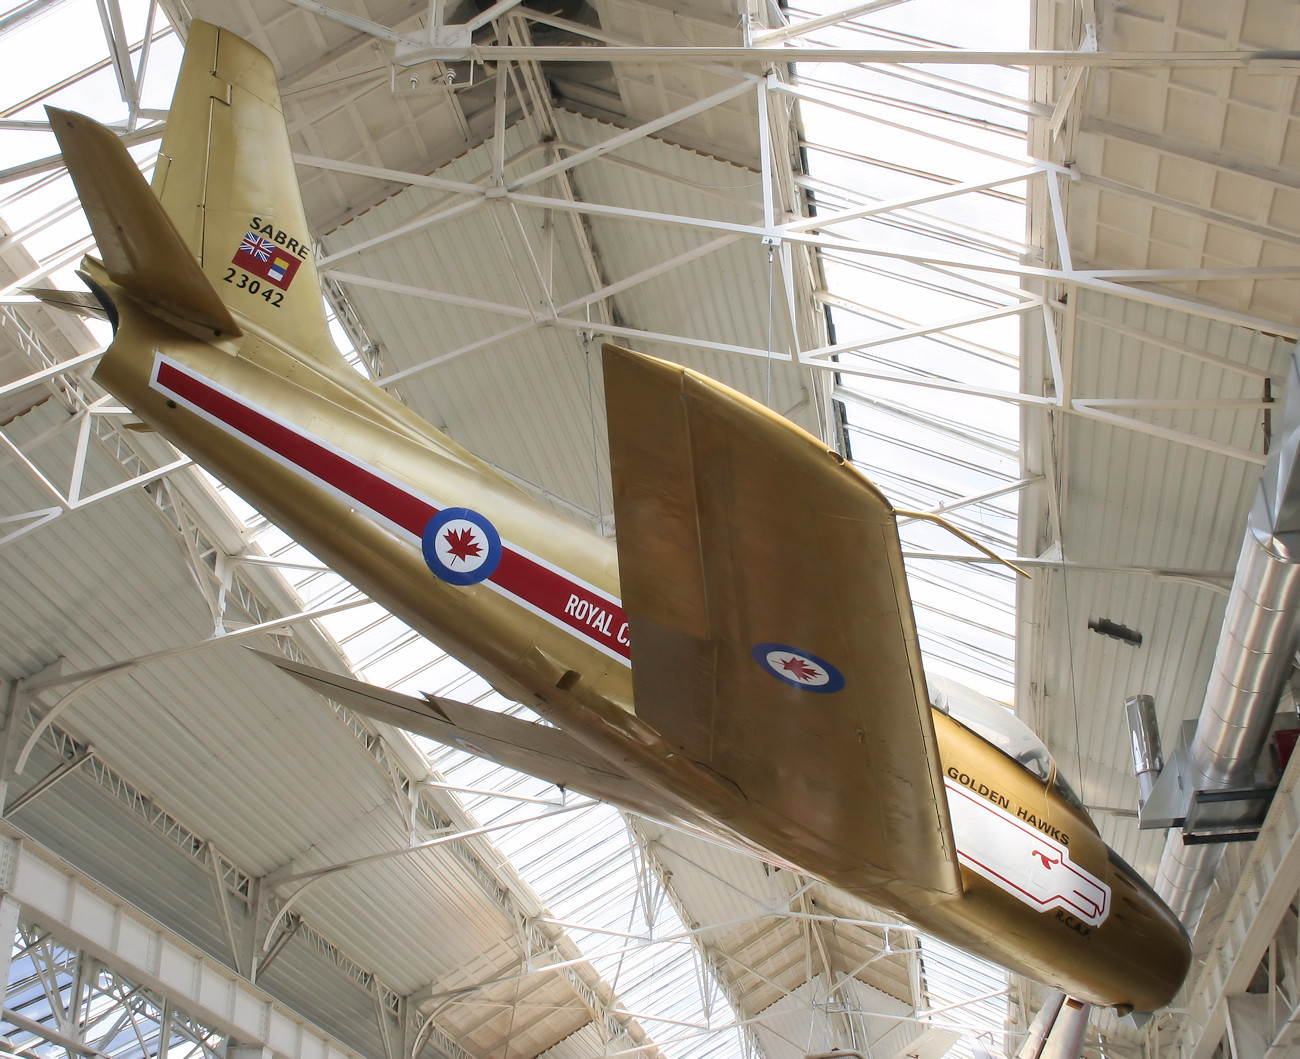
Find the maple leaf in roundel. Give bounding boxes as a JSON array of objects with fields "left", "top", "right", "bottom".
[
  {"left": 779, "top": 656, "right": 820, "bottom": 682},
  {"left": 442, "top": 526, "right": 483, "bottom": 563}
]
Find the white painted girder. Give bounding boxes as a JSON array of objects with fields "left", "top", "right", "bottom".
[
  {"left": 317, "top": 169, "right": 1300, "bottom": 341},
  {"left": 0, "top": 827, "right": 360, "bottom": 1059},
  {"left": 1173, "top": 727, "right": 1300, "bottom": 1059},
  {"left": 391, "top": 45, "right": 1300, "bottom": 68}
]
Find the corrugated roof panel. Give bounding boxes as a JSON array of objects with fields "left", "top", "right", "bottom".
[
  {"left": 1025, "top": 286, "right": 1292, "bottom": 881},
  {"left": 318, "top": 111, "right": 827, "bottom": 531}
]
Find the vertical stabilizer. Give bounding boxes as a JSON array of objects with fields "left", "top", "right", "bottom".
[{"left": 154, "top": 20, "right": 338, "bottom": 363}]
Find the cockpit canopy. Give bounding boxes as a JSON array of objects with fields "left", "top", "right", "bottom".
[{"left": 927, "top": 673, "right": 1086, "bottom": 812}]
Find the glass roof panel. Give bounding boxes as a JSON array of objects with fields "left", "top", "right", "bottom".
[{"left": 791, "top": 0, "right": 1030, "bottom": 1047}]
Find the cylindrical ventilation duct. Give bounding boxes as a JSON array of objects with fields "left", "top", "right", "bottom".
[
  {"left": 1154, "top": 828, "right": 1225, "bottom": 933},
  {"left": 1124, "top": 694, "right": 1163, "bottom": 808},
  {"left": 1155, "top": 351, "right": 1300, "bottom": 932},
  {"left": 1187, "top": 520, "right": 1300, "bottom": 789}
]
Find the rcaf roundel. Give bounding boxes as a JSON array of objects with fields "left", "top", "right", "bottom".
[
  {"left": 447, "top": 734, "right": 492, "bottom": 759},
  {"left": 751, "top": 643, "right": 845, "bottom": 693},
  {"left": 422, "top": 508, "right": 502, "bottom": 586}
]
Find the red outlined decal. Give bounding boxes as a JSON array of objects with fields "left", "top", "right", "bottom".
[
  {"left": 944, "top": 777, "right": 1110, "bottom": 927},
  {"left": 150, "top": 355, "right": 631, "bottom": 664}
]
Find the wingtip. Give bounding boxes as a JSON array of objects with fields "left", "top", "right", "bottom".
[{"left": 45, "top": 105, "right": 108, "bottom": 146}]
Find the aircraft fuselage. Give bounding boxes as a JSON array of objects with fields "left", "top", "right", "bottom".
[{"left": 92, "top": 276, "right": 1190, "bottom": 1013}]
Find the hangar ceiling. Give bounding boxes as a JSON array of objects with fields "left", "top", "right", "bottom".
[{"left": 4, "top": 1, "right": 1300, "bottom": 1059}]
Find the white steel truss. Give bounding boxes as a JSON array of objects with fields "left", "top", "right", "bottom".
[
  {"left": 5, "top": 1, "right": 1297, "bottom": 1058},
  {"left": 0, "top": 830, "right": 356, "bottom": 1059}
]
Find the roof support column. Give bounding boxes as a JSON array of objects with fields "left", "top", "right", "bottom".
[{"left": 0, "top": 892, "right": 18, "bottom": 994}]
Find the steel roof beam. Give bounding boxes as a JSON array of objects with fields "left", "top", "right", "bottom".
[
  {"left": 1077, "top": 170, "right": 1300, "bottom": 254},
  {"left": 1177, "top": 751, "right": 1300, "bottom": 1059},
  {"left": 399, "top": 44, "right": 1300, "bottom": 68},
  {"left": 301, "top": 124, "right": 1294, "bottom": 355},
  {"left": 623, "top": 818, "right": 765, "bottom": 1057},
  {"left": 1069, "top": 309, "right": 1275, "bottom": 382},
  {"left": 753, "top": 0, "right": 915, "bottom": 46},
  {"left": 833, "top": 388, "right": 1021, "bottom": 457},
  {"left": 1062, "top": 401, "right": 1268, "bottom": 466},
  {"left": 0, "top": 128, "right": 160, "bottom": 186},
  {"left": 790, "top": 29, "right": 1046, "bottom": 117},
  {"left": 95, "top": 0, "right": 140, "bottom": 115},
  {"left": 515, "top": 78, "right": 760, "bottom": 193},
  {"left": 316, "top": 196, "right": 488, "bottom": 269},
  {"left": 804, "top": 301, "right": 1039, "bottom": 361},
  {"left": 898, "top": 553, "right": 1235, "bottom": 583},
  {"left": 822, "top": 297, "right": 1013, "bottom": 373},
  {"left": 7, "top": 599, "right": 370, "bottom": 784},
  {"left": 785, "top": 171, "right": 1037, "bottom": 236},
  {"left": 293, "top": 154, "right": 485, "bottom": 197},
  {"left": 0, "top": 0, "right": 70, "bottom": 38},
  {"left": 780, "top": 79, "right": 1034, "bottom": 171},
  {"left": 1083, "top": 117, "right": 1300, "bottom": 197},
  {"left": 264, "top": 802, "right": 594, "bottom": 889},
  {"left": 0, "top": 413, "right": 191, "bottom": 548},
  {"left": 276, "top": 0, "right": 423, "bottom": 48},
  {"left": 462, "top": 185, "right": 1300, "bottom": 335},
  {"left": 898, "top": 479, "right": 1037, "bottom": 522}
]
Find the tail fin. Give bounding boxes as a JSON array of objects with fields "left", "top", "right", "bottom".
[
  {"left": 47, "top": 106, "right": 240, "bottom": 337},
  {"left": 152, "top": 20, "right": 338, "bottom": 362}
]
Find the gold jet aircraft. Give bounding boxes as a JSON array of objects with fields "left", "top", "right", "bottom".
[{"left": 46, "top": 20, "right": 1190, "bottom": 1017}]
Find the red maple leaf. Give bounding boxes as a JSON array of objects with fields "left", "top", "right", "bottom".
[
  {"left": 442, "top": 526, "right": 483, "bottom": 563},
  {"left": 779, "top": 656, "right": 820, "bottom": 681}
]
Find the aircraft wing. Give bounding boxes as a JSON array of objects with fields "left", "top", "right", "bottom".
[
  {"left": 252, "top": 651, "right": 707, "bottom": 827},
  {"left": 603, "top": 344, "right": 962, "bottom": 898}
]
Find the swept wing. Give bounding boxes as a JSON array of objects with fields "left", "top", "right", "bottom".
[
  {"left": 603, "top": 344, "right": 962, "bottom": 898},
  {"left": 255, "top": 651, "right": 718, "bottom": 832}
]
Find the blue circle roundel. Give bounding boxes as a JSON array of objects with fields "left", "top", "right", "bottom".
[
  {"left": 751, "top": 643, "right": 845, "bottom": 693},
  {"left": 422, "top": 508, "right": 502, "bottom": 586}
]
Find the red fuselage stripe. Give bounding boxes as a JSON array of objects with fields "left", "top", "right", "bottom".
[
  {"left": 153, "top": 359, "right": 631, "bottom": 661},
  {"left": 495, "top": 549, "right": 629, "bottom": 654},
  {"left": 156, "top": 360, "right": 435, "bottom": 536}
]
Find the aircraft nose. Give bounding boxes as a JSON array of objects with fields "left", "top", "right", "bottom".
[{"left": 1102, "top": 849, "right": 1192, "bottom": 1012}]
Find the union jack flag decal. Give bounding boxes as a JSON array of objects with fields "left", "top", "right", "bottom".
[
  {"left": 231, "top": 232, "right": 302, "bottom": 290},
  {"left": 238, "top": 233, "right": 274, "bottom": 261}
]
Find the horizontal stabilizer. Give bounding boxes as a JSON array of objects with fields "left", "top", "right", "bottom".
[
  {"left": 22, "top": 287, "right": 109, "bottom": 321},
  {"left": 252, "top": 651, "right": 696, "bottom": 821},
  {"left": 46, "top": 107, "right": 240, "bottom": 338}
]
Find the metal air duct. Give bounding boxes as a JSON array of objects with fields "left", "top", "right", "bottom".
[
  {"left": 1154, "top": 351, "right": 1300, "bottom": 932},
  {"left": 1124, "top": 694, "right": 1163, "bottom": 809}
]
